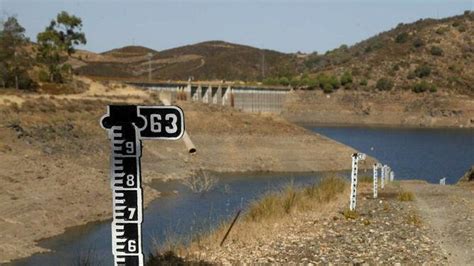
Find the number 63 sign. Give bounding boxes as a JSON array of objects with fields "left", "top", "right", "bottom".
[{"left": 101, "top": 105, "right": 185, "bottom": 266}]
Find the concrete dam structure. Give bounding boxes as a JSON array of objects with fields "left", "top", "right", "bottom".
[{"left": 130, "top": 82, "right": 291, "bottom": 113}]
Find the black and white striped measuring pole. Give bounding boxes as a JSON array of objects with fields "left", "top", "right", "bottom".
[
  {"left": 373, "top": 163, "right": 382, "bottom": 198},
  {"left": 100, "top": 105, "right": 184, "bottom": 266},
  {"left": 349, "top": 152, "right": 366, "bottom": 211}
]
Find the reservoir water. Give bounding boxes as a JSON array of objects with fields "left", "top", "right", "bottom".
[
  {"left": 12, "top": 127, "right": 473, "bottom": 265},
  {"left": 310, "top": 126, "right": 473, "bottom": 184}
]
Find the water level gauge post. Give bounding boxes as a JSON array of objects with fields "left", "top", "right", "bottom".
[
  {"left": 349, "top": 152, "right": 366, "bottom": 211},
  {"left": 101, "top": 105, "right": 185, "bottom": 266}
]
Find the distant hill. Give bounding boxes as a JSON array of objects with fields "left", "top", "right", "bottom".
[
  {"left": 304, "top": 11, "right": 474, "bottom": 94},
  {"left": 102, "top": 45, "right": 158, "bottom": 58},
  {"left": 75, "top": 41, "right": 300, "bottom": 81},
  {"left": 74, "top": 12, "right": 473, "bottom": 94}
]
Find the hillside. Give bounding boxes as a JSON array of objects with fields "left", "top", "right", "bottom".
[
  {"left": 75, "top": 41, "right": 300, "bottom": 81},
  {"left": 303, "top": 11, "right": 474, "bottom": 95}
]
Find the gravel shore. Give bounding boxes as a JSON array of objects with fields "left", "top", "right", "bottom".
[{"left": 193, "top": 184, "right": 448, "bottom": 264}]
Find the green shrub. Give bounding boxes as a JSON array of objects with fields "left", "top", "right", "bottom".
[
  {"left": 322, "top": 82, "right": 333, "bottom": 93},
  {"left": 395, "top": 32, "right": 409, "bottom": 43},
  {"left": 329, "top": 75, "right": 340, "bottom": 89},
  {"left": 414, "top": 65, "right": 431, "bottom": 78},
  {"left": 435, "top": 27, "right": 449, "bottom": 35},
  {"left": 452, "top": 21, "right": 461, "bottom": 27},
  {"left": 290, "top": 77, "right": 300, "bottom": 87},
  {"left": 430, "top": 46, "right": 444, "bottom": 56},
  {"left": 301, "top": 77, "right": 318, "bottom": 89},
  {"left": 340, "top": 71, "right": 353, "bottom": 85},
  {"left": 458, "top": 25, "right": 466, "bottom": 32},
  {"left": 376, "top": 78, "right": 394, "bottom": 91},
  {"left": 38, "top": 70, "right": 50, "bottom": 82},
  {"left": 364, "top": 41, "right": 384, "bottom": 53},
  {"left": 316, "top": 74, "right": 340, "bottom": 93},
  {"left": 279, "top": 77, "right": 290, "bottom": 86},
  {"left": 262, "top": 78, "right": 279, "bottom": 86},
  {"left": 359, "top": 78, "right": 368, "bottom": 86},
  {"left": 17, "top": 74, "right": 38, "bottom": 90},
  {"left": 413, "top": 38, "right": 425, "bottom": 48},
  {"left": 413, "top": 80, "right": 436, "bottom": 93}
]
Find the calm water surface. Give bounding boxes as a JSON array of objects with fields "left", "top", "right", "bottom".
[{"left": 310, "top": 126, "right": 474, "bottom": 184}]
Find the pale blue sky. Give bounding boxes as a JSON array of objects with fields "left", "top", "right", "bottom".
[{"left": 1, "top": 0, "right": 472, "bottom": 54}]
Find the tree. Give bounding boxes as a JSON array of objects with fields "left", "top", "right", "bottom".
[
  {"left": 0, "top": 17, "right": 32, "bottom": 90},
  {"left": 36, "top": 11, "right": 86, "bottom": 83}
]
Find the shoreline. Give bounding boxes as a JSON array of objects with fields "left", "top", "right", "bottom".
[
  {"left": 295, "top": 121, "right": 474, "bottom": 130},
  {"left": 11, "top": 169, "right": 356, "bottom": 264}
]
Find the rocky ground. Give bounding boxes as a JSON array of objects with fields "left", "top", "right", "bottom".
[
  {"left": 402, "top": 180, "right": 474, "bottom": 265},
  {"left": 190, "top": 184, "right": 448, "bottom": 264}
]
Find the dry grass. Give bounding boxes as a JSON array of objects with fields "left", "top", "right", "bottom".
[
  {"left": 406, "top": 212, "right": 423, "bottom": 227},
  {"left": 178, "top": 175, "right": 348, "bottom": 261},
  {"left": 398, "top": 191, "right": 415, "bottom": 201},
  {"left": 342, "top": 208, "right": 359, "bottom": 219},
  {"left": 181, "top": 170, "right": 218, "bottom": 194},
  {"left": 358, "top": 175, "right": 373, "bottom": 183},
  {"left": 245, "top": 176, "right": 347, "bottom": 222}
]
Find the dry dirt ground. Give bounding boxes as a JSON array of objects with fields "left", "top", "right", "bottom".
[
  {"left": 0, "top": 78, "right": 372, "bottom": 263},
  {"left": 187, "top": 183, "right": 448, "bottom": 264},
  {"left": 402, "top": 181, "right": 474, "bottom": 265},
  {"left": 283, "top": 90, "right": 474, "bottom": 128}
]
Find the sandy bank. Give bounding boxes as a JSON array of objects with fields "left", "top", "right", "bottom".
[{"left": 283, "top": 90, "right": 474, "bottom": 128}]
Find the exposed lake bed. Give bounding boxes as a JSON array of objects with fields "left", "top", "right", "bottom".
[{"left": 10, "top": 126, "right": 473, "bottom": 265}]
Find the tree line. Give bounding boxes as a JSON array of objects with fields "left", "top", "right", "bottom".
[{"left": 0, "top": 11, "right": 86, "bottom": 90}]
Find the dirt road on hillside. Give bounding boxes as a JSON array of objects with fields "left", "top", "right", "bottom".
[{"left": 402, "top": 181, "right": 474, "bottom": 265}]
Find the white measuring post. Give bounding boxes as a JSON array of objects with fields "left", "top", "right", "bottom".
[
  {"left": 373, "top": 163, "right": 378, "bottom": 199},
  {"left": 373, "top": 163, "right": 382, "bottom": 198},
  {"left": 440, "top": 177, "right": 446, "bottom": 185},
  {"left": 349, "top": 152, "right": 366, "bottom": 211},
  {"left": 381, "top": 164, "right": 388, "bottom": 189},
  {"left": 101, "top": 105, "right": 185, "bottom": 266},
  {"left": 390, "top": 171, "right": 395, "bottom": 182}
]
